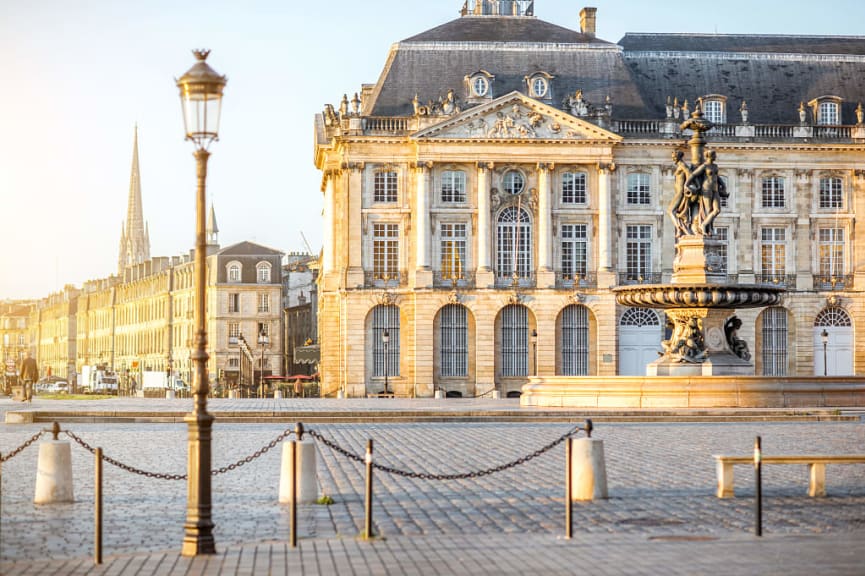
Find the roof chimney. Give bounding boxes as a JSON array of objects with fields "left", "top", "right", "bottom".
[{"left": 580, "top": 7, "right": 597, "bottom": 38}]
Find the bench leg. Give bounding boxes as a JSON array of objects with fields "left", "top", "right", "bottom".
[
  {"left": 809, "top": 463, "right": 826, "bottom": 497},
  {"left": 716, "top": 461, "right": 735, "bottom": 498}
]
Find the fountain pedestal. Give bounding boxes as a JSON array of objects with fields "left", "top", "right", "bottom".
[{"left": 673, "top": 236, "right": 726, "bottom": 284}]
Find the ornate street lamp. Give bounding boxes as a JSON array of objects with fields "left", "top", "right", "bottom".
[
  {"left": 176, "top": 48, "right": 226, "bottom": 557},
  {"left": 258, "top": 329, "right": 270, "bottom": 398},
  {"left": 382, "top": 329, "right": 390, "bottom": 395},
  {"left": 531, "top": 329, "right": 538, "bottom": 377},
  {"left": 821, "top": 328, "right": 829, "bottom": 376}
]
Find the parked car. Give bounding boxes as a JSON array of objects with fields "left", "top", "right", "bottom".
[{"left": 35, "top": 376, "right": 69, "bottom": 393}]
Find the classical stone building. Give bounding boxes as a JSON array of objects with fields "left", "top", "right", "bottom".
[
  {"left": 1, "top": 301, "right": 34, "bottom": 389},
  {"left": 314, "top": 1, "right": 865, "bottom": 397}
]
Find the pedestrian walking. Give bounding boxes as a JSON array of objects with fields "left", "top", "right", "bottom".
[{"left": 19, "top": 352, "right": 38, "bottom": 403}]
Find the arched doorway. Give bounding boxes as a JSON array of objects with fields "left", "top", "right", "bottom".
[
  {"left": 618, "top": 308, "right": 662, "bottom": 376},
  {"left": 434, "top": 303, "right": 476, "bottom": 395},
  {"left": 366, "top": 304, "right": 400, "bottom": 393},
  {"left": 557, "top": 304, "right": 591, "bottom": 376},
  {"left": 760, "top": 306, "right": 788, "bottom": 376},
  {"left": 813, "top": 307, "right": 853, "bottom": 376}
]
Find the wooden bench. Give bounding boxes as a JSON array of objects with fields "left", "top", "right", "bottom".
[{"left": 713, "top": 454, "right": 865, "bottom": 498}]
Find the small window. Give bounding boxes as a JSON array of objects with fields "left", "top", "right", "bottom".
[
  {"left": 503, "top": 170, "right": 524, "bottom": 195},
  {"left": 761, "top": 177, "right": 785, "bottom": 209},
  {"left": 374, "top": 171, "right": 398, "bottom": 203},
  {"left": 258, "top": 322, "right": 269, "bottom": 338},
  {"left": 561, "top": 172, "right": 587, "bottom": 204},
  {"left": 441, "top": 170, "right": 466, "bottom": 203},
  {"left": 227, "top": 262, "right": 242, "bottom": 283},
  {"left": 256, "top": 262, "right": 272, "bottom": 283},
  {"left": 703, "top": 99, "right": 725, "bottom": 124},
  {"left": 257, "top": 293, "right": 270, "bottom": 313},
  {"left": 818, "top": 101, "right": 839, "bottom": 125},
  {"left": 472, "top": 76, "right": 489, "bottom": 97},
  {"left": 532, "top": 77, "right": 548, "bottom": 98},
  {"left": 626, "top": 173, "right": 651, "bottom": 205},
  {"left": 228, "top": 293, "right": 240, "bottom": 313},
  {"left": 819, "top": 177, "right": 843, "bottom": 209}
]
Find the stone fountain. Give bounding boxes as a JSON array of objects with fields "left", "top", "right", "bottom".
[{"left": 613, "top": 107, "right": 784, "bottom": 376}]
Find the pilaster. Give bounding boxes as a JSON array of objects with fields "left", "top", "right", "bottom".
[
  {"left": 415, "top": 161, "right": 433, "bottom": 288},
  {"left": 344, "top": 162, "right": 365, "bottom": 288},
  {"left": 536, "top": 162, "right": 555, "bottom": 288},
  {"left": 476, "top": 161, "right": 495, "bottom": 287}
]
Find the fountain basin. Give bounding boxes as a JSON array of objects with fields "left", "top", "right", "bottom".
[{"left": 612, "top": 283, "right": 784, "bottom": 309}]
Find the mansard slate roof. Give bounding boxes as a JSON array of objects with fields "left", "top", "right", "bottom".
[
  {"left": 217, "top": 241, "right": 283, "bottom": 257},
  {"left": 371, "top": 17, "right": 644, "bottom": 117},
  {"left": 366, "top": 16, "right": 865, "bottom": 124},
  {"left": 621, "top": 33, "right": 865, "bottom": 124}
]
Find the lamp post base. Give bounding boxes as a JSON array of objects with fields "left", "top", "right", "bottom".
[{"left": 181, "top": 410, "right": 216, "bottom": 556}]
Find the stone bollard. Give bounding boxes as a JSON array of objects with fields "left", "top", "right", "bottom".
[
  {"left": 34, "top": 439, "right": 75, "bottom": 504},
  {"left": 434, "top": 389, "right": 443, "bottom": 399},
  {"left": 569, "top": 437, "right": 608, "bottom": 500},
  {"left": 165, "top": 389, "right": 176, "bottom": 399},
  {"left": 491, "top": 389, "right": 501, "bottom": 399},
  {"left": 279, "top": 437, "right": 318, "bottom": 504},
  {"left": 337, "top": 389, "right": 345, "bottom": 399},
  {"left": 274, "top": 390, "right": 283, "bottom": 399}
]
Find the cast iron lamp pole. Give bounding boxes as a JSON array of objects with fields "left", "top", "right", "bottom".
[
  {"left": 176, "top": 48, "right": 226, "bottom": 557},
  {"left": 258, "top": 330, "right": 269, "bottom": 398},
  {"left": 821, "top": 328, "right": 829, "bottom": 376},
  {"left": 382, "top": 329, "right": 390, "bottom": 395},
  {"left": 531, "top": 329, "right": 538, "bottom": 377}
]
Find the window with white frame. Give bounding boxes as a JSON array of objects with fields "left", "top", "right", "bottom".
[
  {"left": 702, "top": 99, "right": 725, "bottom": 124},
  {"left": 626, "top": 173, "right": 651, "bottom": 205},
  {"left": 373, "top": 223, "right": 399, "bottom": 278},
  {"left": 372, "top": 305, "right": 399, "bottom": 377},
  {"left": 471, "top": 75, "right": 489, "bottom": 97},
  {"left": 500, "top": 304, "right": 528, "bottom": 377},
  {"left": 439, "top": 304, "right": 468, "bottom": 377},
  {"left": 760, "top": 227, "right": 786, "bottom": 276},
  {"left": 560, "top": 304, "right": 589, "bottom": 376},
  {"left": 819, "top": 177, "right": 843, "bottom": 209},
  {"left": 441, "top": 170, "right": 466, "bottom": 203},
  {"left": 818, "top": 228, "right": 844, "bottom": 276},
  {"left": 256, "top": 262, "right": 272, "bottom": 283},
  {"left": 496, "top": 207, "right": 532, "bottom": 279},
  {"left": 227, "top": 262, "right": 242, "bottom": 283},
  {"left": 440, "top": 223, "right": 467, "bottom": 279},
  {"left": 761, "top": 177, "right": 785, "bottom": 209},
  {"left": 719, "top": 176, "right": 729, "bottom": 208},
  {"left": 715, "top": 226, "right": 729, "bottom": 274},
  {"left": 625, "top": 224, "right": 652, "bottom": 279},
  {"left": 257, "top": 292, "right": 270, "bottom": 313},
  {"left": 761, "top": 307, "right": 787, "bottom": 376},
  {"left": 228, "top": 293, "right": 240, "bottom": 313},
  {"left": 530, "top": 76, "right": 549, "bottom": 98},
  {"left": 228, "top": 322, "right": 240, "bottom": 346},
  {"left": 560, "top": 224, "right": 588, "bottom": 278},
  {"left": 818, "top": 101, "right": 839, "bottom": 125},
  {"left": 257, "top": 322, "right": 269, "bottom": 338},
  {"left": 374, "top": 170, "right": 398, "bottom": 203},
  {"left": 503, "top": 170, "right": 525, "bottom": 195},
  {"left": 561, "top": 171, "right": 587, "bottom": 204}
]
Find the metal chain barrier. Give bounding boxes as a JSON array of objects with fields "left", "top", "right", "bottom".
[
  {"left": 0, "top": 429, "right": 46, "bottom": 463},
  {"left": 308, "top": 423, "right": 582, "bottom": 480},
  {"left": 63, "top": 426, "right": 296, "bottom": 480}
]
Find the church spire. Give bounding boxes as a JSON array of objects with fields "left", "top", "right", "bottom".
[
  {"left": 118, "top": 125, "right": 151, "bottom": 273},
  {"left": 206, "top": 202, "right": 219, "bottom": 250}
]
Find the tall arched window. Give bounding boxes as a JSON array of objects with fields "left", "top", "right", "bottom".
[
  {"left": 500, "top": 304, "right": 528, "bottom": 376},
  {"left": 227, "top": 261, "right": 242, "bottom": 283},
  {"left": 372, "top": 305, "right": 400, "bottom": 377},
  {"left": 761, "top": 306, "right": 788, "bottom": 376},
  {"left": 560, "top": 305, "right": 589, "bottom": 375},
  {"left": 256, "top": 261, "right": 272, "bottom": 283},
  {"left": 439, "top": 304, "right": 468, "bottom": 377},
  {"left": 496, "top": 207, "right": 532, "bottom": 281}
]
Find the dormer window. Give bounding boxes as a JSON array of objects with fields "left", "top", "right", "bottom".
[
  {"left": 256, "top": 262, "right": 272, "bottom": 283},
  {"left": 701, "top": 95, "right": 727, "bottom": 124},
  {"left": 526, "top": 72, "right": 554, "bottom": 100},
  {"left": 809, "top": 96, "right": 843, "bottom": 125},
  {"left": 465, "top": 70, "right": 494, "bottom": 101},
  {"left": 227, "top": 261, "right": 242, "bottom": 283}
]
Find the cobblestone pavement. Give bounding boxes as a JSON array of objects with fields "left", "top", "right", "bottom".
[{"left": 1, "top": 414, "right": 864, "bottom": 573}]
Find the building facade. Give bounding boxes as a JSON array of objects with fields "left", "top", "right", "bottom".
[
  {"left": 1, "top": 301, "right": 34, "bottom": 390},
  {"left": 314, "top": 1, "right": 865, "bottom": 397}
]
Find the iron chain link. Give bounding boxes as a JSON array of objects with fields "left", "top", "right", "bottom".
[
  {"left": 212, "top": 428, "right": 295, "bottom": 475},
  {"left": 0, "top": 430, "right": 46, "bottom": 463},
  {"left": 308, "top": 424, "right": 581, "bottom": 481}
]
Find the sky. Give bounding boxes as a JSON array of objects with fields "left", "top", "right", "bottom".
[{"left": 2, "top": 0, "right": 865, "bottom": 300}]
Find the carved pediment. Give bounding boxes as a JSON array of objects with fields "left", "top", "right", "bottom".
[{"left": 412, "top": 92, "right": 621, "bottom": 143}]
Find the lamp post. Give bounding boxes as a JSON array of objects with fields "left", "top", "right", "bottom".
[
  {"left": 176, "top": 48, "right": 226, "bottom": 557},
  {"left": 821, "top": 328, "right": 829, "bottom": 376},
  {"left": 382, "top": 329, "right": 390, "bottom": 395},
  {"left": 258, "top": 330, "right": 269, "bottom": 398},
  {"left": 531, "top": 329, "right": 538, "bottom": 377}
]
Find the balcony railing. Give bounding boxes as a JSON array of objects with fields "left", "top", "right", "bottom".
[
  {"left": 617, "top": 272, "right": 663, "bottom": 285},
  {"left": 813, "top": 274, "right": 854, "bottom": 291},
  {"left": 433, "top": 271, "right": 476, "bottom": 289},
  {"left": 494, "top": 272, "right": 536, "bottom": 289},
  {"left": 555, "top": 272, "right": 597, "bottom": 289},
  {"left": 754, "top": 273, "right": 797, "bottom": 287},
  {"left": 362, "top": 116, "right": 413, "bottom": 135},
  {"left": 364, "top": 271, "right": 407, "bottom": 288}
]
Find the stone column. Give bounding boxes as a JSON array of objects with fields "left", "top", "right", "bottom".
[
  {"left": 537, "top": 163, "right": 554, "bottom": 288},
  {"left": 322, "top": 171, "right": 336, "bottom": 276},
  {"left": 794, "top": 169, "right": 813, "bottom": 290},
  {"left": 476, "top": 162, "right": 494, "bottom": 287},
  {"left": 345, "top": 162, "right": 365, "bottom": 288},
  {"left": 415, "top": 162, "right": 433, "bottom": 288},
  {"left": 597, "top": 163, "right": 616, "bottom": 286}
]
